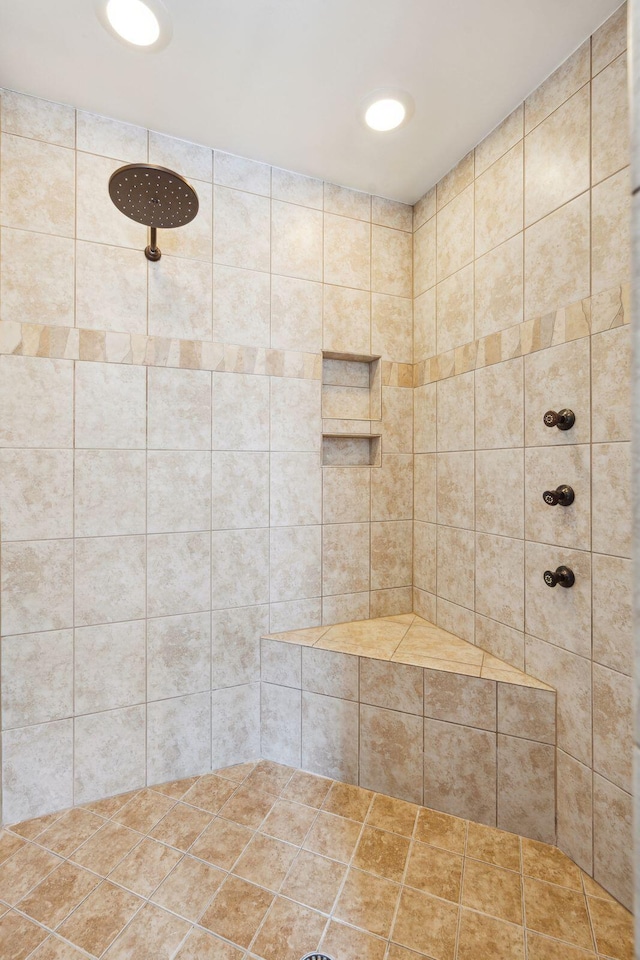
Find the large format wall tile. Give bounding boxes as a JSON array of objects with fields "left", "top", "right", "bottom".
[
  {"left": 423, "top": 719, "right": 496, "bottom": 825},
  {"left": 359, "top": 704, "right": 423, "bottom": 803}
]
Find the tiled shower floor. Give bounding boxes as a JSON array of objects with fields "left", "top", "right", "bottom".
[{"left": 0, "top": 761, "right": 632, "bottom": 960}]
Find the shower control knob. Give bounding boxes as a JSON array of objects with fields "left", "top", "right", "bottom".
[
  {"left": 543, "top": 409, "right": 575, "bottom": 431},
  {"left": 543, "top": 566, "right": 575, "bottom": 588},
  {"left": 542, "top": 485, "right": 575, "bottom": 507}
]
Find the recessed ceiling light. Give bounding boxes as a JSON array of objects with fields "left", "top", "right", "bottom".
[
  {"left": 96, "top": 0, "right": 172, "bottom": 51},
  {"left": 361, "top": 89, "right": 414, "bottom": 132}
]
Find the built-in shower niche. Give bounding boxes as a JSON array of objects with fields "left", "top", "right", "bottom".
[{"left": 321, "top": 351, "right": 381, "bottom": 466}]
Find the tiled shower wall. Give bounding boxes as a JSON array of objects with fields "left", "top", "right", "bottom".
[
  {"left": 411, "top": 3, "right": 633, "bottom": 908},
  {"left": 0, "top": 89, "right": 414, "bottom": 826}
]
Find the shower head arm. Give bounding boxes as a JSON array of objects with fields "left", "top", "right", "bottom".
[{"left": 145, "top": 227, "right": 162, "bottom": 261}]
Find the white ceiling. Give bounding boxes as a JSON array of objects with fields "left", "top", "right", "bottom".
[{"left": 0, "top": 0, "right": 622, "bottom": 203}]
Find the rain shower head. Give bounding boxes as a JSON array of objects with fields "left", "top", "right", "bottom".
[{"left": 108, "top": 162, "right": 199, "bottom": 261}]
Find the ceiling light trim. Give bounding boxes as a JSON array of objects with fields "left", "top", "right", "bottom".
[
  {"left": 360, "top": 88, "right": 415, "bottom": 132},
  {"left": 95, "top": 0, "right": 173, "bottom": 52}
]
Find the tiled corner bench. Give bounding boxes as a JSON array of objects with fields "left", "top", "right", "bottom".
[{"left": 260, "top": 613, "right": 557, "bottom": 844}]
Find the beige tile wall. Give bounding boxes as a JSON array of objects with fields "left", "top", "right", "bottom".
[
  {"left": 412, "top": 2, "right": 633, "bottom": 909},
  {"left": 0, "top": 88, "right": 414, "bottom": 825}
]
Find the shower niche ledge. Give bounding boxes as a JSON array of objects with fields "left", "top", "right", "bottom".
[{"left": 321, "top": 351, "right": 382, "bottom": 466}]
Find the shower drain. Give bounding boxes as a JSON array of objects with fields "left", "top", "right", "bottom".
[{"left": 300, "top": 954, "right": 334, "bottom": 960}]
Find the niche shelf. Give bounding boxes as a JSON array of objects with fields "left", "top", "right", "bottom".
[{"left": 321, "top": 351, "right": 382, "bottom": 466}]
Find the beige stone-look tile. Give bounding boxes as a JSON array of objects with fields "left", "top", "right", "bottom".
[
  {"left": 556, "top": 749, "right": 593, "bottom": 875},
  {"left": 437, "top": 371, "right": 474, "bottom": 451},
  {"left": 211, "top": 682, "right": 260, "bottom": 769},
  {"left": 587, "top": 894, "right": 634, "bottom": 960},
  {"left": 0, "top": 356, "right": 73, "bottom": 449},
  {"left": 592, "top": 52, "right": 629, "bottom": 186},
  {"left": 3, "top": 719, "right": 74, "bottom": 824},
  {"left": 211, "top": 451, "right": 268, "bottom": 529},
  {"left": 466, "top": 820, "right": 521, "bottom": 870},
  {"left": 475, "top": 142, "right": 523, "bottom": 256},
  {"left": 592, "top": 2, "right": 627, "bottom": 76},
  {"left": 392, "top": 886, "right": 458, "bottom": 960},
  {"left": 474, "top": 233, "right": 524, "bottom": 338},
  {"left": 57, "top": 881, "right": 142, "bottom": 957},
  {"left": 524, "top": 444, "right": 590, "bottom": 550},
  {"left": 436, "top": 526, "right": 474, "bottom": 610},
  {"left": 212, "top": 604, "right": 267, "bottom": 688},
  {"left": 75, "top": 239, "right": 146, "bottom": 334},
  {"left": 74, "top": 706, "right": 145, "bottom": 804},
  {"left": 592, "top": 662, "right": 632, "bottom": 792},
  {"left": 302, "top": 691, "right": 359, "bottom": 782},
  {"left": 475, "top": 104, "right": 524, "bottom": 175},
  {"left": 76, "top": 361, "right": 146, "bottom": 450},
  {"left": 253, "top": 896, "right": 327, "bottom": 960},
  {"left": 593, "top": 772, "right": 632, "bottom": 909},
  {"left": 148, "top": 255, "right": 212, "bottom": 340},
  {"left": 213, "top": 185, "right": 270, "bottom": 271},
  {"left": 147, "top": 451, "right": 211, "bottom": 534},
  {"left": 523, "top": 877, "right": 594, "bottom": 951},
  {"left": 149, "top": 367, "right": 211, "bottom": 451},
  {"left": 76, "top": 110, "right": 146, "bottom": 161},
  {"left": 322, "top": 920, "right": 386, "bottom": 960},
  {"left": 149, "top": 802, "right": 213, "bottom": 852},
  {"left": 212, "top": 371, "right": 268, "bottom": 451},
  {"left": 497, "top": 684, "right": 555, "bottom": 744},
  {"left": 414, "top": 454, "right": 436, "bottom": 522},
  {"left": 104, "top": 903, "right": 191, "bottom": 960},
  {"left": 352, "top": 825, "right": 410, "bottom": 883},
  {"left": 423, "top": 719, "right": 496, "bottom": 825},
  {"left": 1, "top": 629, "right": 72, "bottom": 729},
  {"left": 525, "top": 41, "right": 590, "bottom": 133},
  {"left": 270, "top": 525, "right": 321, "bottom": 602},
  {"left": 524, "top": 338, "right": 590, "bottom": 447},
  {"left": 260, "top": 797, "right": 316, "bottom": 846},
  {"left": 592, "top": 167, "right": 630, "bottom": 295},
  {"left": 212, "top": 528, "right": 269, "bottom": 609},
  {"left": 359, "top": 658, "right": 422, "bottom": 715},
  {"left": 149, "top": 131, "right": 212, "bottom": 182},
  {"left": 189, "top": 818, "right": 253, "bottom": 871},
  {"left": 521, "top": 837, "right": 582, "bottom": 889},
  {"left": 371, "top": 454, "right": 412, "bottom": 521},
  {"left": 370, "top": 520, "right": 412, "bottom": 590},
  {"left": 0, "top": 910, "right": 48, "bottom": 960},
  {"left": 525, "top": 634, "right": 591, "bottom": 764},
  {"left": 147, "top": 531, "right": 210, "bottom": 617},
  {"left": 233, "top": 831, "right": 297, "bottom": 891},
  {"left": 424, "top": 671, "right": 496, "bottom": 731},
  {"left": 201, "top": 875, "right": 274, "bottom": 948},
  {"left": 75, "top": 449, "right": 145, "bottom": 538},
  {"left": 404, "top": 840, "right": 462, "bottom": 902},
  {"left": 437, "top": 185, "right": 474, "bottom": 281},
  {"left": 1, "top": 90, "right": 75, "bottom": 146},
  {"left": 323, "top": 284, "right": 371, "bottom": 354},
  {"left": 458, "top": 910, "right": 525, "bottom": 960},
  {"left": 301, "top": 646, "right": 358, "bottom": 700},
  {"left": 324, "top": 213, "right": 370, "bottom": 290},
  {"left": 524, "top": 190, "right": 590, "bottom": 317},
  {"left": 462, "top": 857, "right": 522, "bottom": 923},
  {"left": 371, "top": 225, "right": 411, "bottom": 297},
  {"left": 359, "top": 704, "right": 423, "bottom": 804},
  {"left": 74, "top": 620, "right": 145, "bottom": 714},
  {"left": 592, "top": 553, "right": 632, "bottom": 675},
  {"left": 435, "top": 152, "right": 473, "bottom": 211},
  {"left": 334, "top": 868, "right": 400, "bottom": 938},
  {"left": 272, "top": 199, "right": 323, "bottom": 281},
  {"left": 152, "top": 857, "right": 225, "bottom": 921},
  {"left": 476, "top": 448, "right": 524, "bottom": 538},
  {"left": 369, "top": 586, "right": 412, "bottom": 619},
  {"left": 475, "top": 356, "right": 523, "bottom": 449},
  {"left": 0, "top": 832, "right": 25, "bottom": 868},
  {"left": 372, "top": 293, "right": 412, "bottom": 363},
  {"left": 413, "top": 521, "right": 436, "bottom": 597},
  {"left": 1, "top": 539, "right": 73, "bottom": 635},
  {"left": 303, "top": 810, "right": 360, "bottom": 862},
  {"left": 175, "top": 929, "right": 244, "bottom": 960},
  {"left": 322, "top": 465, "right": 370, "bottom": 523},
  {"left": 413, "top": 216, "right": 436, "bottom": 296},
  {"left": 147, "top": 692, "right": 211, "bottom": 784},
  {"left": 271, "top": 376, "right": 320, "bottom": 451},
  {"left": 324, "top": 182, "right": 371, "bottom": 220},
  {"left": 214, "top": 151, "right": 269, "bottom": 194},
  {"left": 260, "top": 682, "right": 301, "bottom": 767},
  {"left": 71, "top": 821, "right": 140, "bottom": 876},
  {"left": 18, "top": 860, "right": 100, "bottom": 929},
  {"left": 414, "top": 807, "right": 467, "bottom": 853},
  {"left": 1, "top": 134, "right": 74, "bottom": 236},
  {"left": 272, "top": 168, "right": 323, "bottom": 208},
  {"left": 592, "top": 325, "right": 631, "bottom": 443},
  {"left": 372, "top": 196, "right": 412, "bottom": 231},
  {"left": 525, "top": 86, "right": 590, "bottom": 226},
  {"left": 414, "top": 186, "right": 435, "bottom": 229},
  {"left": 414, "top": 286, "right": 436, "bottom": 361},
  {"left": 271, "top": 275, "right": 322, "bottom": 353},
  {"left": 218, "top": 782, "right": 275, "bottom": 830},
  {"left": 592, "top": 441, "right": 631, "bottom": 558},
  {"left": 497, "top": 735, "right": 555, "bottom": 842},
  {"left": 180, "top": 775, "right": 235, "bottom": 815},
  {"left": 76, "top": 152, "right": 145, "bottom": 249},
  {"left": 281, "top": 769, "right": 331, "bottom": 808},
  {"left": 262, "top": 638, "right": 301, "bottom": 688},
  {"left": 271, "top": 452, "right": 321, "bottom": 526},
  {"left": 436, "top": 263, "right": 473, "bottom": 354},
  {"left": 0, "top": 227, "right": 74, "bottom": 326},
  {"left": 0, "top": 842, "right": 62, "bottom": 904},
  {"left": 475, "top": 615, "right": 525, "bottom": 670},
  {"left": 382, "top": 386, "right": 413, "bottom": 453},
  {"left": 364, "top": 794, "right": 418, "bottom": 838},
  {"left": 29, "top": 935, "right": 89, "bottom": 960}
]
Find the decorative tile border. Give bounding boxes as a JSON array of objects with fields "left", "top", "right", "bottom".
[{"left": 413, "top": 283, "right": 630, "bottom": 387}]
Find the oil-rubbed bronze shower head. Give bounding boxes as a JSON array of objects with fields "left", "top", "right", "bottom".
[{"left": 108, "top": 162, "right": 199, "bottom": 261}]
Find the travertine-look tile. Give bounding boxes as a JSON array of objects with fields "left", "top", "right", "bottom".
[
  {"left": 404, "top": 839, "right": 462, "bottom": 901},
  {"left": 1, "top": 228, "right": 74, "bottom": 327},
  {"left": 475, "top": 104, "right": 524, "bottom": 175},
  {"left": 57, "top": 881, "right": 143, "bottom": 956},
  {"left": 392, "top": 886, "right": 458, "bottom": 960},
  {"left": 593, "top": 773, "right": 632, "bottom": 909},
  {"left": 475, "top": 357, "right": 523, "bottom": 449},
  {"left": 524, "top": 338, "right": 590, "bottom": 447},
  {"left": 302, "top": 692, "right": 359, "bottom": 782},
  {"left": 523, "top": 877, "right": 594, "bottom": 950},
  {"left": 74, "top": 706, "right": 145, "bottom": 804},
  {"left": 0, "top": 356, "right": 73, "bottom": 449},
  {"left": 525, "top": 41, "right": 590, "bottom": 133},
  {"left": 372, "top": 294, "right": 412, "bottom": 363},
  {"left": 213, "top": 185, "right": 270, "bottom": 271},
  {"left": 271, "top": 275, "right": 322, "bottom": 353},
  {"left": 524, "top": 444, "right": 590, "bottom": 550},
  {"left": 592, "top": 553, "right": 632, "bottom": 675},
  {"left": 457, "top": 910, "right": 525, "bottom": 960},
  {"left": 423, "top": 719, "right": 496, "bottom": 825},
  {"left": 1, "top": 90, "right": 75, "bottom": 146},
  {"left": 556, "top": 749, "right": 593, "bottom": 875},
  {"left": 359, "top": 704, "right": 423, "bottom": 803},
  {"left": 592, "top": 52, "right": 629, "bottom": 186},
  {"left": 497, "top": 735, "right": 555, "bottom": 843},
  {"left": 211, "top": 683, "right": 260, "bottom": 769},
  {"left": 592, "top": 662, "right": 633, "bottom": 792},
  {"left": 525, "top": 192, "right": 590, "bottom": 319},
  {"left": 324, "top": 213, "right": 370, "bottom": 290},
  {"left": 497, "top": 685, "right": 555, "bottom": 744},
  {"left": 475, "top": 142, "right": 523, "bottom": 256},
  {"left": 1, "top": 134, "right": 75, "bottom": 237},
  {"left": 474, "top": 234, "right": 524, "bottom": 338},
  {"left": 592, "top": 441, "right": 631, "bottom": 558},
  {"left": 592, "top": 167, "right": 630, "bottom": 296},
  {"left": 323, "top": 284, "right": 371, "bottom": 355},
  {"left": 212, "top": 604, "right": 267, "bottom": 688},
  {"left": 2, "top": 630, "right": 73, "bottom": 730},
  {"left": 147, "top": 693, "right": 211, "bottom": 784},
  {"left": 201, "top": 875, "right": 274, "bottom": 948},
  {"left": 149, "top": 367, "right": 211, "bottom": 450},
  {"left": 272, "top": 200, "right": 323, "bottom": 282},
  {"left": 437, "top": 185, "right": 474, "bottom": 281},
  {"left": 476, "top": 449, "right": 524, "bottom": 538},
  {"left": 372, "top": 225, "right": 412, "bottom": 298},
  {"left": 437, "top": 371, "right": 474, "bottom": 451},
  {"left": 424, "top": 671, "right": 496, "bottom": 730}
]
